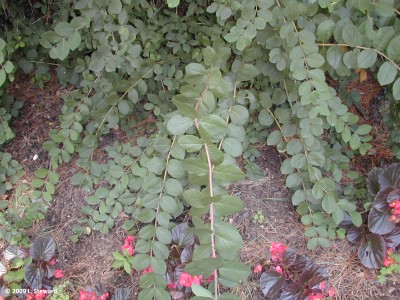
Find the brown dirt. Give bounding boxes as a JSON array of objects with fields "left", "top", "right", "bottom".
[{"left": 2, "top": 72, "right": 399, "bottom": 300}]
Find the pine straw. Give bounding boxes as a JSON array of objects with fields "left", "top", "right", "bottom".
[{"left": 343, "top": 72, "right": 394, "bottom": 176}]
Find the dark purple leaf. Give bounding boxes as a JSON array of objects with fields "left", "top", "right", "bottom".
[
  {"left": 347, "top": 226, "right": 366, "bottom": 244},
  {"left": 358, "top": 233, "right": 385, "bottom": 269},
  {"left": 260, "top": 270, "right": 285, "bottom": 299},
  {"left": 280, "top": 283, "right": 309, "bottom": 300},
  {"left": 180, "top": 246, "right": 193, "bottom": 264},
  {"left": 29, "top": 236, "right": 56, "bottom": 261},
  {"left": 378, "top": 163, "right": 400, "bottom": 188},
  {"left": 368, "top": 207, "right": 396, "bottom": 235},
  {"left": 367, "top": 167, "right": 383, "bottom": 196},
  {"left": 94, "top": 282, "right": 108, "bottom": 296},
  {"left": 383, "top": 227, "right": 400, "bottom": 248},
  {"left": 24, "top": 264, "right": 43, "bottom": 290},
  {"left": 298, "top": 266, "right": 328, "bottom": 288},
  {"left": 282, "top": 249, "right": 312, "bottom": 272},
  {"left": 339, "top": 212, "right": 353, "bottom": 230},
  {"left": 387, "top": 189, "right": 400, "bottom": 204},
  {"left": 171, "top": 223, "right": 194, "bottom": 248},
  {"left": 3, "top": 245, "right": 28, "bottom": 261},
  {"left": 40, "top": 261, "right": 55, "bottom": 278},
  {"left": 374, "top": 186, "right": 395, "bottom": 212}
]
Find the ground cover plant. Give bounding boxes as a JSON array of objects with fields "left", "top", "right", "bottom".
[{"left": 0, "top": 0, "right": 400, "bottom": 299}]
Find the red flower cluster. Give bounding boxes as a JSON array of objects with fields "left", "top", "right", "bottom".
[
  {"left": 178, "top": 272, "right": 203, "bottom": 287},
  {"left": 54, "top": 269, "right": 65, "bottom": 279},
  {"left": 389, "top": 200, "right": 400, "bottom": 223},
  {"left": 383, "top": 248, "right": 397, "bottom": 267},
  {"left": 78, "top": 290, "right": 109, "bottom": 300},
  {"left": 120, "top": 236, "right": 135, "bottom": 256},
  {"left": 26, "top": 290, "right": 47, "bottom": 300},
  {"left": 308, "top": 293, "right": 324, "bottom": 300},
  {"left": 269, "top": 242, "right": 287, "bottom": 261}
]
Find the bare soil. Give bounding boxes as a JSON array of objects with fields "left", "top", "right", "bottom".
[{"left": 2, "top": 73, "right": 399, "bottom": 299}]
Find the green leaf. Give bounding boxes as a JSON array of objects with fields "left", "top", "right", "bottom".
[
  {"left": 153, "top": 137, "right": 171, "bottom": 153},
  {"left": 342, "top": 24, "right": 363, "bottom": 47},
  {"left": 222, "top": 137, "right": 242, "bottom": 157},
  {"left": 322, "top": 194, "right": 337, "bottom": 214},
  {"left": 214, "top": 195, "right": 244, "bottom": 217},
  {"left": 377, "top": 62, "right": 398, "bottom": 86},
  {"left": 357, "top": 49, "right": 377, "bottom": 68},
  {"left": 191, "top": 285, "right": 213, "bottom": 298},
  {"left": 49, "top": 39, "right": 70, "bottom": 61},
  {"left": 178, "top": 135, "right": 203, "bottom": 152},
  {"left": 213, "top": 164, "right": 245, "bottom": 183},
  {"left": 214, "top": 220, "right": 243, "bottom": 260},
  {"left": 387, "top": 36, "right": 400, "bottom": 61},
  {"left": 306, "top": 53, "right": 325, "bottom": 68},
  {"left": 230, "top": 105, "right": 249, "bottom": 125},
  {"left": 181, "top": 158, "right": 208, "bottom": 176},
  {"left": 349, "top": 211, "right": 362, "bottom": 227},
  {"left": 109, "top": 165, "right": 125, "bottom": 178},
  {"left": 68, "top": 31, "right": 81, "bottom": 51},
  {"left": 199, "top": 115, "right": 227, "bottom": 139},
  {"left": 108, "top": 0, "right": 122, "bottom": 14},
  {"left": 146, "top": 157, "right": 165, "bottom": 175},
  {"left": 356, "top": 124, "right": 372, "bottom": 135},
  {"left": 54, "top": 22, "right": 74, "bottom": 36},
  {"left": 167, "top": 114, "right": 193, "bottom": 135},
  {"left": 165, "top": 178, "right": 183, "bottom": 196},
  {"left": 35, "top": 168, "right": 48, "bottom": 179},
  {"left": 218, "top": 261, "right": 251, "bottom": 285},
  {"left": 167, "top": 0, "right": 180, "bottom": 8}
]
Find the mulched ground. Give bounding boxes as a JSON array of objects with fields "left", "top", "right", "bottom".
[{"left": 2, "top": 72, "right": 399, "bottom": 299}]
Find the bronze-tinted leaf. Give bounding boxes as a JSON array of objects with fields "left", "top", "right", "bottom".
[
  {"left": 373, "top": 185, "right": 395, "bottom": 212},
  {"left": 30, "top": 236, "right": 56, "bottom": 262},
  {"left": 378, "top": 163, "right": 400, "bottom": 188},
  {"left": 24, "top": 264, "right": 43, "bottom": 290},
  {"left": 347, "top": 226, "right": 366, "bottom": 244},
  {"left": 368, "top": 207, "right": 396, "bottom": 235},
  {"left": 358, "top": 233, "right": 385, "bottom": 269},
  {"left": 260, "top": 270, "right": 285, "bottom": 299},
  {"left": 367, "top": 167, "right": 383, "bottom": 196}
]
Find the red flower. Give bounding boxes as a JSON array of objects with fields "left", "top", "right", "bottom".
[
  {"left": 275, "top": 265, "right": 283, "bottom": 274},
  {"left": 167, "top": 282, "right": 177, "bottom": 289},
  {"left": 142, "top": 265, "right": 153, "bottom": 274},
  {"left": 383, "top": 248, "right": 397, "bottom": 267},
  {"left": 328, "top": 288, "right": 335, "bottom": 297},
  {"left": 178, "top": 272, "right": 203, "bottom": 287},
  {"left": 319, "top": 281, "right": 326, "bottom": 290},
  {"left": 253, "top": 264, "right": 263, "bottom": 273},
  {"left": 78, "top": 290, "right": 88, "bottom": 300},
  {"left": 54, "top": 269, "right": 65, "bottom": 278},
  {"left": 308, "top": 293, "right": 324, "bottom": 300},
  {"left": 269, "top": 242, "right": 287, "bottom": 261},
  {"left": 26, "top": 294, "right": 35, "bottom": 300},
  {"left": 34, "top": 290, "right": 47, "bottom": 300},
  {"left": 179, "top": 272, "right": 193, "bottom": 287},
  {"left": 50, "top": 258, "right": 57, "bottom": 265},
  {"left": 120, "top": 236, "right": 135, "bottom": 256}
]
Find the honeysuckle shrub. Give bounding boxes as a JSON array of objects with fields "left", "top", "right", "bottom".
[
  {"left": 0, "top": 0, "right": 399, "bottom": 298},
  {"left": 344, "top": 163, "right": 400, "bottom": 269}
]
